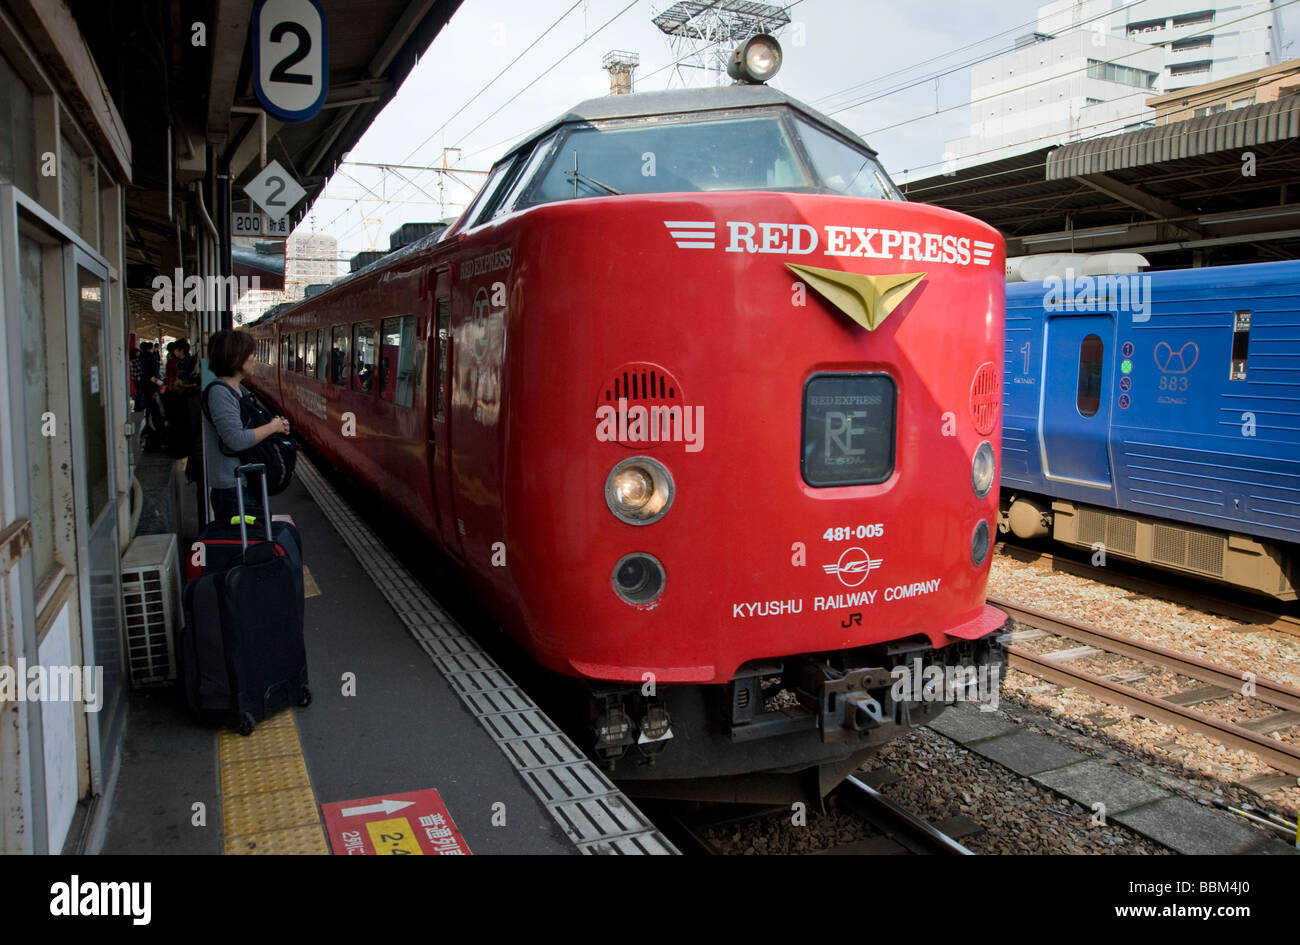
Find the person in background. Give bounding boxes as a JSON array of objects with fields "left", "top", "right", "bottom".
[
  {"left": 139, "top": 341, "right": 167, "bottom": 448},
  {"left": 129, "top": 347, "right": 141, "bottom": 410},
  {"left": 203, "top": 329, "right": 290, "bottom": 523},
  {"left": 165, "top": 339, "right": 202, "bottom": 460},
  {"left": 164, "top": 341, "right": 180, "bottom": 390}
]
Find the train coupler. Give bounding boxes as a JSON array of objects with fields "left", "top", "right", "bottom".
[{"left": 794, "top": 661, "right": 895, "bottom": 744}]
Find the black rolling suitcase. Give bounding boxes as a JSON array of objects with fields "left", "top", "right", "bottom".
[{"left": 180, "top": 464, "right": 311, "bottom": 734}]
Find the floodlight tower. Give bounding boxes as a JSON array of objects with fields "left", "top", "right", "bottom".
[
  {"left": 602, "top": 50, "right": 641, "bottom": 95},
  {"left": 652, "top": 0, "right": 790, "bottom": 88}
]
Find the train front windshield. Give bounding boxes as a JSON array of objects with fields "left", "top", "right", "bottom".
[{"left": 513, "top": 110, "right": 901, "bottom": 208}]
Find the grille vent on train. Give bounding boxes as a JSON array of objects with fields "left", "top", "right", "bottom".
[
  {"left": 597, "top": 362, "right": 686, "bottom": 450},
  {"left": 969, "top": 361, "right": 1001, "bottom": 436},
  {"left": 121, "top": 534, "right": 182, "bottom": 687},
  {"left": 1152, "top": 524, "right": 1226, "bottom": 577},
  {"left": 1077, "top": 508, "right": 1138, "bottom": 556},
  {"left": 601, "top": 364, "right": 681, "bottom": 404}
]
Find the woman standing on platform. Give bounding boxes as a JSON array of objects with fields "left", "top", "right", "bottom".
[{"left": 202, "top": 329, "right": 291, "bottom": 523}]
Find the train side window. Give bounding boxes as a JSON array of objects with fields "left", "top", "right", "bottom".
[
  {"left": 296, "top": 332, "right": 305, "bottom": 373},
  {"left": 1077, "top": 333, "right": 1103, "bottom": 418},
  {"left": 317, "top": 331, "right": 329, "bottom": 380},
  {"left": 378, "top": 315, "right": 416, "bottom": 407},
  {"left": 434, "top": 298, "right": 451, "bottom": 420},
  {"left": 305, "top": 329, "right": 317, "bottom": 376},
  {"left": 1230, "top": 310, "right": 1250, "bottom": 380},
  {"left": 353, "top": 322, "right": 376, "bottom": 394},
  {"left": 330, "top": 324, "right": 349, "bottom": 386}
]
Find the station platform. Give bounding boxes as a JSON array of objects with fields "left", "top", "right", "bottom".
[{"left": 94, "top": 448, "right": 676, "bottom": 856}]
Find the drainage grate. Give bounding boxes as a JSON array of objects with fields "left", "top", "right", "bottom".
[{"left": 296, "top": 456, "right": 677, "bottom": 855}]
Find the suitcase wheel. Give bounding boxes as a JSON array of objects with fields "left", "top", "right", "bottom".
[
  {"left": 299, "top": 686, "right": 312, "bottom": 708},
  {"left": 238, "top": 712, "right": 256, "bottom": 736}
]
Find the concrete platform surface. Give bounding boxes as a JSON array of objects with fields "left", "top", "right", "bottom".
[{"left": 98, "top": 455, "right": 674, "bottom": 855}]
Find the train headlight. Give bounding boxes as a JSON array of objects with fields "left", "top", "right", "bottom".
[
  {"left": 727, "top": 34, "right": 782, "bottom": 84},
  {"left": 612, "top": 553, "right": 666, "bottom": 606},
  {"left": 972, "top": 441, "right": 996, "bottom": 498},
  {"left": 605, "top": 457, "right": 674, "bottom": 525},
  {"left": 972, "top": 520, "right": 991, "bottom": 567}
]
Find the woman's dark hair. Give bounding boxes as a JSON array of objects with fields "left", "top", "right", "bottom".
[{"left": 208, "top": 329, "right": 256, "bottom": 377}]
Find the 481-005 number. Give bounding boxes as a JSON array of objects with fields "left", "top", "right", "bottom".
[{"left": 823, "top": 524, "right": 884, "bottom": 541}]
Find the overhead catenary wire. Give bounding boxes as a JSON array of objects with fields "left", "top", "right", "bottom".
[
  {"left": 858, "top": 0, "right": 1300, "bottom": 139},
  {"left": 813, "top": 0, "right": 1149, "bottom": 116},
  {"left": 890, "top": 84, "right": 1295, "bottom": 184},
  {"left": 328, "top": 0, "right": 809, "bottom": 246},
  {"left": 324, "top": 0, "right": 647, "bottom": 247}
]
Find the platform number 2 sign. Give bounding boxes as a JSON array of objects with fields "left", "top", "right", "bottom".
[{"left": 252, "top": 0, "right": 328, "bottom": 122}]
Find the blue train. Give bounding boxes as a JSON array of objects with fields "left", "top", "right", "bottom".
[{"left": 1000, "top": 259, "right": 1299, "bottom": 600}]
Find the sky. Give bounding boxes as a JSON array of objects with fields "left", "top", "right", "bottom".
[{"left": 295, "top": 0, "right": 1297, "bottom": 265}]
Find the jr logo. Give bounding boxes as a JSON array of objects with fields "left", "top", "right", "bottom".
[{"left": 822, "top": 547, "right": 883, "bottom": 588}]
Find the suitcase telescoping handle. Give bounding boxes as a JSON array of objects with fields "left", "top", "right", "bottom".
[{"left": 234, "top": 463, "right": 274, "bottom": 549}]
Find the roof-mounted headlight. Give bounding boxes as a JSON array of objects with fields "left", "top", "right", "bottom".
[{"left": 727, "top": 34, "right": 782, "bottom": 84}]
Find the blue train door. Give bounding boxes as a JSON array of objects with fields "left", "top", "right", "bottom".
[{"left": 1040, "top": 315, "right": 1114, "bottom": 488}]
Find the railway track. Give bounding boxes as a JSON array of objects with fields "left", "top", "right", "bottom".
[
  {"left": 649, "top": 776, "right": 975, "bottom": 855},
  {"left": 992, "top": 595, "right": 1300, "bottom": 777},
  {"left": 996, "top": 543, "right": 1300, "bottom": 640}
]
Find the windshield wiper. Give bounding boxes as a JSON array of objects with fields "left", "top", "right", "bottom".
[
  {"left": 566, "top": 151, "right": 622, "bottom": 196},
  {"left": 566, "top": 169, "right": 622, "bottom": 196}
]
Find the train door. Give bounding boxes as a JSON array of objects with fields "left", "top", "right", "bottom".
[
  {"left": 1039, "top": 314, "right": 1115, "bottom": 489},
  {"left": 428, "top": 268, "right": 463, "bottom": 559}
]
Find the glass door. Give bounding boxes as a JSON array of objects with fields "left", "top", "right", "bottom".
[{"left": 68, "top": 248, "right": 125, "bottom": 780}]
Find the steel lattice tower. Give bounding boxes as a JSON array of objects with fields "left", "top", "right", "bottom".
[{"left": 652, "top": 0, "right": 791, "bottom": 88}]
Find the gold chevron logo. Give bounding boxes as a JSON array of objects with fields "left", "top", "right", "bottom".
[{"left": 787, "top": 264, "right": 926, "bottom": 331}]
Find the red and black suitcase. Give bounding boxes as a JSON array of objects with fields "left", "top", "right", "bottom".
[{"left": 180, "top": 464, "right": 310, "bottom": 734}]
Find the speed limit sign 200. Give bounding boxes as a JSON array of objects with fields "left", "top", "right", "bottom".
[{"left": 252, "top": 0, "right": 328, "bottom": 123}]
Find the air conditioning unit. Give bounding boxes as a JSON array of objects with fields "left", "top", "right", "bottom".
[{"left": 121, "top": 533, "right": 182, "bottom": 687}]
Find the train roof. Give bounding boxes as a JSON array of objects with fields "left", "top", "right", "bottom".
[
  {"left": 245, "top": 87, "right": 880, "bottom": 328},
  {"left": 503, "top": 84, "right": 878, "bottom": 161}
]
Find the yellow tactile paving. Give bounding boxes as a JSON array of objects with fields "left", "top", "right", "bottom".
[
  {"left": 303, "top": 565, "right": 321, "bottom": 598},
  {"left": 225, "top": 823, "right": 328, "bottom": 855},
  {"left": 223, "top": 785, "right": 320, "bottom": 837},
  {"left": 218, "top": 710, "right": 327, "bottom": 854},
  {"left": 218, "top": 721, "right": 303, "bottom": 764},
  {"left": 220, "top": 754, "right": 311, "bottom": 798}
]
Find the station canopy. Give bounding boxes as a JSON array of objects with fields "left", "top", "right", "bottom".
[
  {"left": 901, "top": 96, "right": 1300, "bottom": 269},
  {"left": 66, "top": 0, "right": 463, "bottom": 335}
]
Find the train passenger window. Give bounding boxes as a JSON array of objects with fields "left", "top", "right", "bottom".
[
  {"left": 281, "top": 336, "right": 290, "bottom": 370},
  {"left": 296, "top": 333, "right": 305, "bottom": 373},
  {"left": 330, "top": 325, "right": 349, "bottom": 386},
  {"left": 1230, "top": 310, "right": 1250, "bottom": 380},
  {"left": 317, "top": 331, "right": 329, "bottom": 380},
  {"left": 434, "top": 298, "right": 451, "bottom": 420},
  {"left": 378, "top": 315, "right": 416, "bottom": 407},
  {"left": 352, "top": 322, "right": 375, "bottom": 393},
  {"left": 1077, "top": 334, "right": 1104, "bottom": 418},
  {"left": 304, "top": 329, "right": 317, "bottom": 376}
]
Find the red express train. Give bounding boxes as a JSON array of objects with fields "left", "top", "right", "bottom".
[{"left": 246, "top": 41, "right": 1009, "bottom": 800}]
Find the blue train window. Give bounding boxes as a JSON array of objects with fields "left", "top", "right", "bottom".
[
  {"left": 1230, "top": 310, "right": 1250, "bottom": 380},
  {"left": 1077, "top": 334, "right": 1103, "bottom": 418}
]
